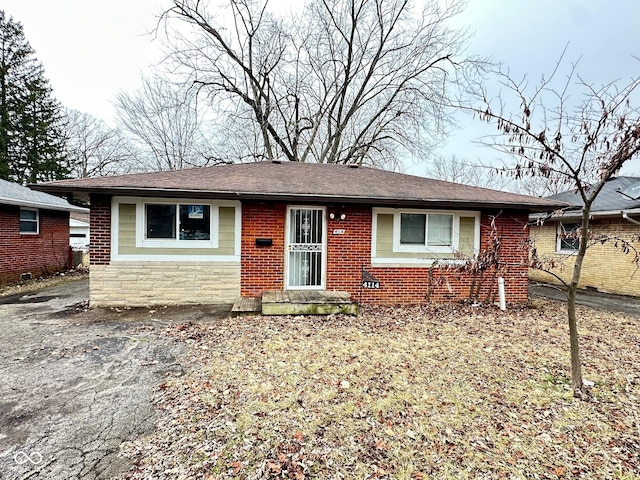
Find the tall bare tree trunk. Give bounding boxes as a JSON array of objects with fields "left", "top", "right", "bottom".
[
  {"left": 567, "top": 209, "right": 591, "bottom": 397},
  {"left": 566, "top": 282, "right": 583, "bottom": 396}
]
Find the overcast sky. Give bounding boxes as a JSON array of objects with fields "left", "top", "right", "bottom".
[{"left": 3, "top": 0, "right": 640, "bottom": 175}]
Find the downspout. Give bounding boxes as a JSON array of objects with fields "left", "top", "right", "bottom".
[{"left": 622, "top": 212, "right": 640, "bottom": 226}]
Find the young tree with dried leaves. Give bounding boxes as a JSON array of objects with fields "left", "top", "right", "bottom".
[
  {"left": 159, "top": 0, "right": 481, "bottom": 167},
  {"left": 466, "top": 60, "right": 640, "bottom": 398}
]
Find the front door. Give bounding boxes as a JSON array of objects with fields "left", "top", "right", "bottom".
[{"left": 286, "top": 207, "right": 326, "bottom": 289}]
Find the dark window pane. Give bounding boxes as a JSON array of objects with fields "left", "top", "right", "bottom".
[
  {"left": 146, "top": 204, "right": 176, "bottom": 239},
  {"left": 179, "top": 205, "right": 210, "bottom": 240},
  {"left": 20, "top": 221, "right": 38, "bottom": 233},
  {"left": 20, "top": 209, "right": 37, "bottom": 221},
  {"left": 559, "top": 223, "right": 580, "bottom": 251},
  {"left": 400, "top": 213, "right": 426, "bottom": 245}
]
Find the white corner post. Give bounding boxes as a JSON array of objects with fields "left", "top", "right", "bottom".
[{"left": 498, "top": 277, "right": 506, "bottom": 311}]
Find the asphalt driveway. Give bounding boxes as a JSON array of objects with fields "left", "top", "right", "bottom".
[
  {"left": 0, "top": 277, "right": 229, "bottom": 480},
  {"left": 530, "top": 283, "right": 640, "bottom": 319}
]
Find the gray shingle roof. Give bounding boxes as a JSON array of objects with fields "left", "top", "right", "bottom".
[
  {"left": 547, "top": 176, "right": 640, "bottom": 213},
  {"left": 0, "top": 178, "right": 88, "bottom": 212},
  {"left": 32, "top": 161, "right": 567, "bottom": 212}
]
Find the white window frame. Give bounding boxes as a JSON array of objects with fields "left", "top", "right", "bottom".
[
  {"left": 136, "top": 199, "right": 219, "bottom": 249},
  {"left": 372, "top": 208, "right": 481, "bottom": 265},
  {"left": 394, "top": 210, "right": 456, "bottom": 253},
  {"left": 392, "top": 209, "right": 479, "bottom": 254},
  {"left": 556, "top": 222, "right": 580, "bottom": 254},
  {"left": 19, "top": 208, "right": 39, "bottom": 234}
]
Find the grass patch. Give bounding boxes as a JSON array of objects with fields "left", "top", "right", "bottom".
[{"left": 121, "top": 300, "right": 640, "bottom": 479}]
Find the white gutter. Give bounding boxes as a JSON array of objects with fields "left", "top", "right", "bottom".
[
  {"left": 532, "top": 207, "right": 640, "bottom": 222},
  {"left": 622, "top": 211, "right": 640, "bottom": 226}
]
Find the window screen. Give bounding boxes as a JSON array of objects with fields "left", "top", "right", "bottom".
[{"left": 427, "top": 214, "right": 453, "bottom": 246}]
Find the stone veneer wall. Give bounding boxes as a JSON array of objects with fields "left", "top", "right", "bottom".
[{"left": 90, "top": 262, "right": 240, "bottom": 307}]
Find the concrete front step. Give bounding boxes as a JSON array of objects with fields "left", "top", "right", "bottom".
[{"left": 231, "top": 290, "right": 359, "bottom": 316}]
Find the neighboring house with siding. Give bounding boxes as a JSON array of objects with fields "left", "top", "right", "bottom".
[
  {"left": 0, "top": 178, "right": 88, "bottom": 285},
  {"left": 33, "top": 161, "right": 563, "bottom": 307},
  {"left": 70, "top": 212, "right": 90, "bottom": 251},
  {"left": 529, "top": 176, "right": 640, "bottom": 297}
]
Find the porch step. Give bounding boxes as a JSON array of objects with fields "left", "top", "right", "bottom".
[
  {"left": 231, "top": 291, "right": 359, "bottom": 316},
  {"left": 261, "top": 290, "right": 359, "bottom": 316},
  {"left": 231, "top": 296, "right": 262, "bottom": 317}
]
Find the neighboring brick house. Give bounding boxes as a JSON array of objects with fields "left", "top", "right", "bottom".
[
  {"left": 529, "top": 176, "right": 640, "bottom": 297},
  {"left": 34, "top": 161, "right": 563, "bottom": 307},
  {"left": 0, "top": 178, "right": 88, "bottom": 285}
]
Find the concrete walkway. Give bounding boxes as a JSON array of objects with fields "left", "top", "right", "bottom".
[{"left": 529, "top": 283, "right": 640, "bottom": 319}]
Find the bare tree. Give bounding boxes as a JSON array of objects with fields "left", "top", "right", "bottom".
[
  {"left": 64, "top": 109, "right": 137, "bottom": 178},
  {"left": 425, "top": 154, "right": 508, "bottom": 189},
  {"left": 515, "top": 174, "right": 569, "bottom": 197},
  {"left": 159, "top": 0, "right": 482, "bottom": 167},
  {"left": 115, "top": 74, "right": 221, "bottom": 171},
  {"left": 466, "top": 59, "right": 640, "bottom": 398}
]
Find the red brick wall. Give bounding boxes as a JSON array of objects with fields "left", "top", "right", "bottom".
[
  {"left": 357, "top": 211, "right": 530, "bottom": 304},
  {"left": 240, "top": 203, "right": 531, "bottom": 305},
  {"left": 326, "top": 205, "right": 373, "bottom": 293},
  {"left": 241, "top": 202, "right": 286, "bottom": 296},
  {"left": 89, "top": 194, "right": 112, "bottom": 265},
  {"left": 0, "top": 204, "right": 70, "bottom": 284}
]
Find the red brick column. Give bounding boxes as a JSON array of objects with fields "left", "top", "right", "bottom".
[
  {"left": 89, "top": 194, "right": 112, "bottom": 265},
  {"left": 325, "top": 205, "right": 372, "bottom": 293},
  {"left": 240, "top": 202, "right": 286, "bottom": 297}
]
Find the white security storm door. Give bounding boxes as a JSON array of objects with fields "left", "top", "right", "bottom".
[{"left": 286, "top": 207, "right": 326, "bottom": 289}]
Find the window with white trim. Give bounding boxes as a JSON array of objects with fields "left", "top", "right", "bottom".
[
  {"left": 138, "top": 200, "right": 218, "bottom": 249},
  {"left": 395, "top": 211, "right": 460, "bottom": 253},
  {"left": 557, "top": 222, "right": 580, "bottom": 253},
  {"left": 371, "top": 208, "right": 481, "bottom": 265},
  {"left": 145, "top": 203, "right": 211, "bottom": 240},
  {"left": 19, "top": 208, "right": 39, "bottom": 234}
]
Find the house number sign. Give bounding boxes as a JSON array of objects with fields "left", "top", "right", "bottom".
[
  {"left": 333, "top": 229, "right": 346, "bottom": 235},
  {"left": 361, "top": 267, "right": 380, "bottom": 289}
]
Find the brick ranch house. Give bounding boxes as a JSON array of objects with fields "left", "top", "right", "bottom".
[
  {"left": 0, "top": 178, "right": 88, "bottom": 285},
  {"left": 34, "top": 161, "right": 564, "bottom": 307},
  {"left": 530, "top": 176, "right": 640, "bottom": 297}
]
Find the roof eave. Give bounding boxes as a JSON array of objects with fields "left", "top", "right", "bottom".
[
  {"left": 0, "top": 196, "right": 88, "bottom": 213},
  {"left": 31, "top": 185, "right": 564, "bottom": 212}
]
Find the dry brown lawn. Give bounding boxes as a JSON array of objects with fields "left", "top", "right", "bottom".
[{"left": 120, "top": 298, "right": 639, "bottom": 479}]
